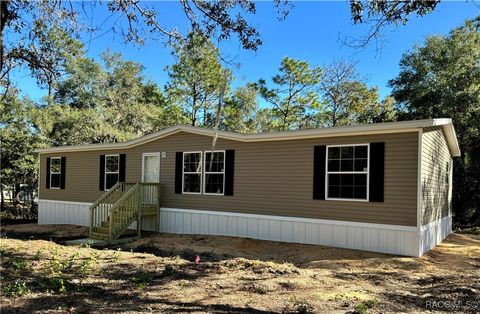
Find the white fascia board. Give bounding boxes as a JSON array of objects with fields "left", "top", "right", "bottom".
[
  {"left": 441, "top": 123, "right": 461, "bottom": 157},
  {"left": 428, "top": 118, "right": 460, "bottom": 157},
  {"left": 36, "top": 119, "right": 455, "bottom": 154}
]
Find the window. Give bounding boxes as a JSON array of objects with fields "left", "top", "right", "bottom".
[
  {"left": 50, "top": 157, "right": 61, "bottom": 189},
  {"left": 105, "top": 154, "right": 119, "bottom": 190},
  {"left": 204, "top": 151, "right": 225, "bottom": 195},
  {"left": 183, "top": 152, "right": 202, "bottom": 194},
  {"left": 326, "top": 144, "right": 369, "bottom": 201}
]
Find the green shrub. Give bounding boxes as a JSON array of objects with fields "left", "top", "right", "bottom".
[
  {"left": 47, "top": 277, "right": 73, "bottom": 293},
  {"left": 129, "top": 272, "right": 154, "bottom": 290},
  {"left": 79, "top": 252, "right": 99, "bottom": 274},
  {"left": 0, "top": 246, "right": 15, "bottom": 257},
  {"left": 33, "top": 249, "right": 43, "bottom": 260},
  {"left": 354, "top": 299, "right": 378, "bottom": 314},
  {"left": 11, "top": 258, "right": 29, "bottom": 272},
  {"left": 162, "top": 265, "right": 177, "bottom": 277},
  {"left": 43, "top": 249, "right": 97, "bottom": 292},
  {"left": 2, "top": 281, "right": 30, "bottom": 297},
  {"left": 111, "top": 249, "right": 121, "bottom": 263},
  {"left": 355, "top": 303, "right": 368, "bottom": 314}
]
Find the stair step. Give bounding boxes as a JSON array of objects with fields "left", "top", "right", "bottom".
[
  {"left": 112, "top": 214, "right": 136, "bottom": 221},
  {"left": 90, "top": 232, "right": 109, "bottom": 241},
  {"left": 118, "top": 211, "right": 134, "bottom": 215},
  {"left": 112, "top": 217, "right": 135, "bottom": 223},
  {"left": 94, "top": 219, "right": 123, "bottom": 230},
  {"left": 92, "top": 226, "right": 110, "bottom": 234},
  {"left": 90, "top": 182, "right": 160, "bottom": 243}
]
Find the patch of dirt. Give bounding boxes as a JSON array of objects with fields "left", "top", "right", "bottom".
[
  {"left": 0, "top": 223, "right": 88, "bottom": 243},
  {"left": 1, "top": 223, "right": 479, "bottom": 313}
]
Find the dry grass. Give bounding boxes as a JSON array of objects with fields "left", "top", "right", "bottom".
[{"left": 1, "top": 223, "right": 479, "bottom": 313}]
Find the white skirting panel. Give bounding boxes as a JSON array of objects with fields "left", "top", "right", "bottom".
[
  {"left": 38, "top": 199, "right": 90, "bottom": 226},
  {"left": 38, "top": 200, "right": 421, "bottom": 256},
  {"left": 420, "top": 215, "right": 452, "bottom": 256},
  {"left": 159, "top": 208, "right": 420, "bottom": 256}
]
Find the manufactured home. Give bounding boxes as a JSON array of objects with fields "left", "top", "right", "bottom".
[{"left": 36, "top": 119, "right": 460, "bottom": 257}]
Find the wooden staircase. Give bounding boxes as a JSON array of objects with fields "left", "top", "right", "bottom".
[{"left": 89, "top": 182, "right": 160, "bottom": 244}]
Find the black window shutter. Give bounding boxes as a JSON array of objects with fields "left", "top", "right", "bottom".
[
  {"left": 175, "top": 152, "right": 183, "bottom": 194},
  {"left": 99, "top": 155, "right": 105, "bottom": 191},
  {"left": 119, "top": 154, "right": 126, "bottom": 182},
  {"left": 313, "top": 145, "right": 326, "bottom": 200},
  {"left": 224, "top": 150, "right": 235, "bottom": 196},
  {"left": 46, "top": 157, "right": 51, "bottom": 189},
  {"left": 60, "top": 157, "right": 66, "bottom": 189},
  {"left": 369, "top": 142, "right": 385, "bottom": 202}
]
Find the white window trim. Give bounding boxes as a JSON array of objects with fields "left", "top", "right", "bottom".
[
  {"left": 105, "top": 154, "right": 120, "bottom": 191},
  {"left": 203, "top": 150, "right": 226, "bottom": 196},
  {"left": 49, "top": 157, "right": 61, "bottom": 189},
  {"left": 141, "top": 152, "right": 161, "bottom": 183},
  {"left": 325, "top": 143, "right": 370, "bottom": 202},
  {"left": 182, "top": 151, "right": 203, "bottom": 195}
]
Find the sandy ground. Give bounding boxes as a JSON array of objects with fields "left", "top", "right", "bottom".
[{"left": 1, "top": 223, "right": 479, "bottom": 313}]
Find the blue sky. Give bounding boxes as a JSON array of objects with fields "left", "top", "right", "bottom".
[{"left": 13, "top": 1, "right": 480, "bottom": 102}]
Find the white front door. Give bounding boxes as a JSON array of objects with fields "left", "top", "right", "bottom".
[
  {"left": 142, "top": 153, "right": 160, "bottom": 183},
  {"left": 142, "top": 153, "right": 160, "bottom": 205}
]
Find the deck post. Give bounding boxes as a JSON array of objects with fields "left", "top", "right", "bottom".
[
  {"left": 108, "top": 208, "right": 112, "bottom": 243},
  {"left": 157, "top": 183, "right": 161, "bottom": 232},
  {"left": 137, "top": 185, "right": 142, "bottom": 238},
  {"left": 89, "top": 205, "right": 93, "bottom": 238},
  {"left": 137, "top": 215, "right": 142, "bottom": 238}
]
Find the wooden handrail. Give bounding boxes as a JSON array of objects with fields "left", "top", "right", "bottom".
[
  {"left": 90, "top": 182, "right": 161, "bottom": 242},
  {"left": 108, "top": 183, "right": 141, "bottom": 242},
  {"left": 108, "top": 183, "right": 140, "bottom": 215},
  {"left": 89, "top": 181, "right": 122, "bottom": 210},
  {"left": 89, "top": 182, "right": 135, "bottom": 237}
]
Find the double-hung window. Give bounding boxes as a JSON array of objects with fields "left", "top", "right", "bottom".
[
  {"left": 204, "top": 151, "right": 225, "bottom": 195},
  {"left": 105, "top": 154, "right": 120, "bottom": 190},
  {"left": 181, "top": 151, "right": 226, "bottom": 195},
  {"left": 326, "top": 144, "right": 369, "bottom": 201},
  {"left": 183, "top": 152, "right": 202, "bottom": 194},
  {"left": 50, "top": 157, "right": 61, "bottom": 189}
]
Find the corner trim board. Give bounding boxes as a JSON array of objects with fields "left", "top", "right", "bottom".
[
  {"left": 417, "top": 129, "right": 422, "bottom": 236},
  {"left": 419, "top": 215, "right": 452, "bottom": 256}
]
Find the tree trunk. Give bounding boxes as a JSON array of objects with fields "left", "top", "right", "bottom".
[
  {"left": 332, "top": 105, "right": 338, "bottom": 127},
  {"left": 12, "top": 181, "right": 18, "bottom": 206},
  {"left": 0, "top": 1, "right": 9, "bottom": 76},
  {"left": 0, "top": 179, "right": 4, "bottom": 209},
  {"left": 203, "top": 105, "right": 207, "bottom": 126},
  {"left": 47, "top": 83, "right": 53, "bottom": 106},
  {"left": 191, "top": 85, "right": 197, "bottom": 126},
  {"left": 191, "top": 107, "right": 197, "bottom": 126}
]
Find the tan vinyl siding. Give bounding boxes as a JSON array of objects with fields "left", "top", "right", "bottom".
[
  {"left": 39, "top": 131, "right": 419, "bottom": 226},
  {"left": 421, "top": 127, "right": 453, "bottom": 225}
]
